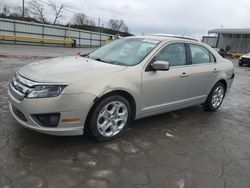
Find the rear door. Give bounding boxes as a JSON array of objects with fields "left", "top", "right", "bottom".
[{"left": 187, "top": 44, "right": 218, "bottom": 103}]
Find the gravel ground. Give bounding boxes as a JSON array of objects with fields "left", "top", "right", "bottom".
[{"left": 0, "top": 55, "right": 250, "bottom": 188}]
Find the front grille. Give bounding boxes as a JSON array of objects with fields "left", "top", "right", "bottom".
[
  {"left": 9, "top": 84, "right": 25, "bottom": 101},
  {"left": 12, "top": 106, "right": 27, "bottom": 122},
  {"left": 10, "top": 73, "right": 34, "bottom": 101}
]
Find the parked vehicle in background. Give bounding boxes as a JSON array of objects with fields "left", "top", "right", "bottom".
[
  {"left": 239, "top": 52, "right": 250, "bottom": 66},
  {"left": 8, "top": 36, "right": 234, "bottom": 142},
  {"left": 213, "top": 48, "right": 226, "bottom": 58}
]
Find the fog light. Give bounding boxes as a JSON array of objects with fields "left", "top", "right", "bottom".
[{"left": 32, "top": 113, "right": 60, "bottom": 127}]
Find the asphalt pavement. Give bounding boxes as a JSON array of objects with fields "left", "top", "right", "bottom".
[{"left": 0, "top": 45, "right": 250, "bottom": 188}]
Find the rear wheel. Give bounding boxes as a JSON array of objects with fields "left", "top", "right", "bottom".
[
  {"left": 203, "top": 82, "right": 226, "bottom": 111},
  {"left": 87, "top": 95, "right": 132, "bottom": 142}
]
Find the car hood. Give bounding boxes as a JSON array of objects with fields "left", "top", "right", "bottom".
[{"left": 18, "top": 56, "right": 127, "bottom": 83}]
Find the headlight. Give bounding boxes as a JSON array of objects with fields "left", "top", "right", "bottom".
[
  {"left": 239, "top": 56, "right": 243, "bottom": 60},
  {"left": 27, "top": 85, "right": 66, "bottom": 98}
]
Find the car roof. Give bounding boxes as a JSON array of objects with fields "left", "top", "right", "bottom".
[{"left": 126, "top": 35, "right": 201, "bottom": 43}]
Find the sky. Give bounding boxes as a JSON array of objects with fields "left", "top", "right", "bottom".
[{"left": 1, "top": 0, "right": 250, "bottom": 38}]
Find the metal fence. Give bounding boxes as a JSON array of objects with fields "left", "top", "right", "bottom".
[{"left": 0, "top": 18, "right": 111, "bottom": 47}]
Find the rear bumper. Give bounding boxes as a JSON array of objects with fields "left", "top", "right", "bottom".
[
  {"left": 8, "top": 88, "right": 96, "bottom": 136},
  {"left": 226, "top": 75, "right": 234, "bottom": 93}
]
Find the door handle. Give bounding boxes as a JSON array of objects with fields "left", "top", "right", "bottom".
[
  {"left": 180, "top": 72, "right": 189, "bottom": 78},
  {"left": 213, "top": 68, "right": 219, "bottom": 73}
]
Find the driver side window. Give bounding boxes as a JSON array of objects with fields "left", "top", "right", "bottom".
[{"left": 155, "top": 43, "right": 187, "bottom": 67}]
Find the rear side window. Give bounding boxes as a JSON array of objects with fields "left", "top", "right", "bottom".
[
  {"left": 190, "top": 44, "right": 211, "bottom": 64},
  {"left": 155, "top": 43, "right": 186, "bottom": 67}
]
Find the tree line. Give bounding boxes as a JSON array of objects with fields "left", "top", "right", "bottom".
[{"left": 0, "top": 0, "right": 132, "bottom": 37}]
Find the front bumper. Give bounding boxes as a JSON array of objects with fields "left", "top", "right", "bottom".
[{"left": 8, "top": 88, "right": 96, "bottom": 136}]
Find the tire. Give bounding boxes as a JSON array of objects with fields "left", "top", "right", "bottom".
[
  {"left": 239, "top": 61, "right": 243, "bottom": 66},
  {"left": 87, "top": 95, "right": 132, "bottom": 142},
  {"left": 203, "top": 82, "right": 226, "bottom": 111}
]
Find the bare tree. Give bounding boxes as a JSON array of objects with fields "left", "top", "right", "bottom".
[
  {"left": 11, "top": 6, "right": 30, "bottom": 18},
  {"left": 48, "top": 1, "right": 65, "bottom": 25},
  {"left": 72, "top": 13, "right": 96, "bottom": 26},
  {"left": 107, "top": 19, "right": 129, "bottom": 32},
  {"left": 72, "top": 13, "right": 87, "bottom": 25},
  {"left": 121, "top": 25, "right": 129, "bottom": 33},
  {"left": 86, "top": 19, "right": 96, "bottom": 26},
  {"left": 0, "top": 5, "right": 10, "bottom": 16},
  {"left": 28, "top": 0, "right": 48, "bottom": 23}
]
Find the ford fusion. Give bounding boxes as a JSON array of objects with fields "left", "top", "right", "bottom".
[{"left": 8, "top": 36, "right": 234, "bottom": 141}]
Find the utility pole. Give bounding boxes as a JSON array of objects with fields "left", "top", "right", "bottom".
[
  {"left": 98, "top": 18, "right": 100, "bottom": 33},
  {"left": 22, "top": 0, "right": 25, "bottom": 21}
]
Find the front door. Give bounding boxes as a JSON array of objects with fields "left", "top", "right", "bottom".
[{"left": 141, "top": 43, "right": 191, "bottom": 116}]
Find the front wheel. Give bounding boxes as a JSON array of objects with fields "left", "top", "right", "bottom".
[
  {"left": 203, "top": 82, "right": 226, "bottom": 111},
  {"left": 87, "top": 95, "right": 132, "bottom": 142}
]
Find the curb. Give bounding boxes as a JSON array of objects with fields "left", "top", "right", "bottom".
[{"left": 0, "top": 54, "right": 55, "bottom": 59}]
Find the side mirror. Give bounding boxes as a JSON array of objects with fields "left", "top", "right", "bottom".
[{"left": 151, "top": 61, "right": 170, "bottom": 71}]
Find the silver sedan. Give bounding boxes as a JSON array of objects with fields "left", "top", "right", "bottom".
[{"left": 8, "top": 36, "right": 234, "bottom": 141}]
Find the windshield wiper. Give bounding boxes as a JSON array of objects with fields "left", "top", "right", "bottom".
[
  {"left": 95, "top": 58, "right": 105, "bottom": 62},
  {"left": 80, "top": 53, "right": 89, "bottom": 57},
  {"left": 86, "top": 56, "right": 106, "bottom": 63},
  {"left": 91, "top": 58, "right": 126, "bottom": 66}
]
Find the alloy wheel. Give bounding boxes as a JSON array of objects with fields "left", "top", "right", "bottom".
[
  {"left": 211, "top": 85, "right": 224, "bottom": 108},
  {"left": 97, "top": 101, "right": 128, "bottom": 137}
]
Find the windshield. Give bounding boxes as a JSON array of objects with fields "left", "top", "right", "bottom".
[{"left": 88, "top": 38, "right": 159, "bottom": 66}]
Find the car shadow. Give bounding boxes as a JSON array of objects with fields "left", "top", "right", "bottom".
[{"left": 4, "top": 104, "right": 226, "bottom": 164}]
